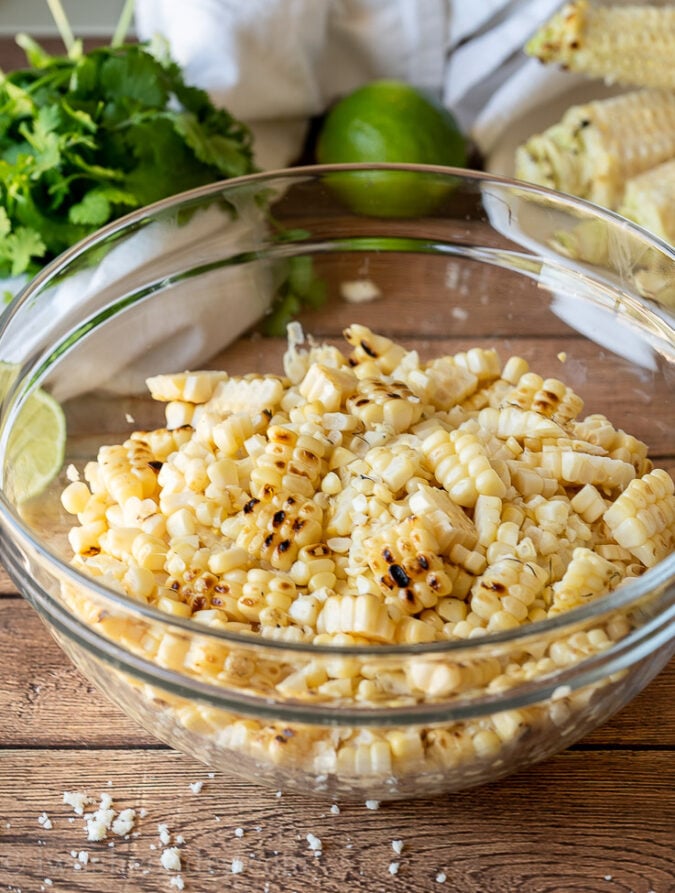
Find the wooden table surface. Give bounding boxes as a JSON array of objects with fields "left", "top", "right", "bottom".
[
  {"left": 0, "top": 30, "right": 674, "bottom": 893},
  {"left": 1, "top": 563, "right": 673, "bottom": 893}
]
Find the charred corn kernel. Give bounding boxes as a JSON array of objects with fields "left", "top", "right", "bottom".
[
  {"left": 343, "top": 324, "right": 407, "bottom": 373},
  {"left": 549, "top": 547, "right": 620, "bottom": 615},
  {"left": 364, "top": 516, "right": 453, "bottom": 611},
  {"left": 525, "top": 0, "right": 675, "bottom": 90},
  {"left": 618, "top": 158, "right": 675, "bottom": 245},
  {"left": 147, "top": 370, "right": 230, "bottom": 403},
  {"left": 347, "top": 378, "right": 423, "bottom": 433},
  {"left": 61, "top": 480, "right": 92, "bottom": 515},
  {"left": 68, "top": 520, "right": 107, "bottom": 555},
  {"left": 603, "top": 468, "right": 675, "bottom": 567},
  {"left": 425, "top": 727, "right": 473, "bottom": 767},
  {"left": 515, "top": 88, "right": 675, "bottom": 209}
]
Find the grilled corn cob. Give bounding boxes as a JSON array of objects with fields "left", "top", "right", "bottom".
[
  {"left": 618, "top": 158, "right": 675, "bottom": 245},
  {"left": 525, "top": 1, "right": 675, "bottom": 90},
  {"left": 515, "top": 89, "right": 675, "bottom": 209}
]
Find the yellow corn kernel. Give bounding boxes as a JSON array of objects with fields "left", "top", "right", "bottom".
[
  {"left": 422, "top": 428, "right": 506, "bottom": 508},
  {"left": 343, "top": 324, "right": 407, "bottom": 374},
  {"left": 603, "top": 468, "right": 675, "bottom": 567},
  {"left": 347, "top": 378, "right": 423, "bottom": 433},
  {"left": 408, "top": 482, "right": 479, "bottom": 550},
  {"left": 317, "top": 593, "right": 396, "bottom": 642},
  {"left": 549, "top": 547, "right": 621, "bottom": 615},
  {"left": 299, "top": 363, "right": 357, "bottom": 412},
  {"left": 61, "top": 481, "right": 92, "bottom": 515},
  {"left": 540, "top": 448, "right": 635, "bottom": 491}
]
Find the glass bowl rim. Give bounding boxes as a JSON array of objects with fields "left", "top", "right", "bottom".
[{"left": 0, "top": 162, "right": 674, "bottom": 658}]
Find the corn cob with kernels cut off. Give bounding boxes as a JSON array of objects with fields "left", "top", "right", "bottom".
[
  {"left": 618, "top": 158, "right": 675, "bottom": 246},
  {"left": 525, "top": 1, "right": 675, "bottom": 90},
  {"left": 515, "top": 89, "right": 675, "bottom": 210}
]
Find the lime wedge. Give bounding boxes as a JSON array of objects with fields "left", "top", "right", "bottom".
[{"left": 0, "top": 361, "right": 66, "bottom": 504}]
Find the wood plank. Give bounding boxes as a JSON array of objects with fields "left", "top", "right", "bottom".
[
  {"left": 0, "top": 748, "right": 672, "bottom": 893},
  {"left": 1, "top": 598, "right": 673, "bottom": 748}
]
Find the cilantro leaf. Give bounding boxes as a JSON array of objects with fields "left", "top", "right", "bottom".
[
  {"left": 0, "top": 36, "right": 255, "bottom": 282},
  {"left": 0, "top": 224, "right": 46, "bottom": 276}
]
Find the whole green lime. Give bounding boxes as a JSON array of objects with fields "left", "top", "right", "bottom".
[{"left": 316, "top": 80, "right": 467, "bottom": 217}]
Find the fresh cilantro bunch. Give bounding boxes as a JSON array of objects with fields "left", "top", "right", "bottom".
[{"left": 0, "top": 33, "right": 255, "bottom": 281}]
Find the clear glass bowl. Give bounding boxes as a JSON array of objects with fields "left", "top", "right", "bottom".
[{"left": 0, "top": 164, "right": 673, "bottom": 800}]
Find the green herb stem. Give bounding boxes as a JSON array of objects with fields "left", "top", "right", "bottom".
[
  {"left": 111, "top": 0, "right": 137, "bottom": 48},
  {"left": 46, "top": 0, "right": 75, "bottom": 54}
]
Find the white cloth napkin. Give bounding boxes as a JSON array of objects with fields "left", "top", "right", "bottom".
[{"left": 135, "top": 0, "right": 580, "bottom": 169}]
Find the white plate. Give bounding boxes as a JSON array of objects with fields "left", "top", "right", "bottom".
[{"left": 484, "top": 82, "right": 627, "bottom": 179}]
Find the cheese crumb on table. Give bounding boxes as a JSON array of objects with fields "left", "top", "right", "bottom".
[
  {"left": 160, "top": 847, "right": 182, "bottom": 872},
  {"left": 389, "top": 862, "right": 400, "bottom": 875},
  {"left": 37, "top": 813, "right": 52, "bottom": 830},
  {"left": 365, "top": 800, "right": 380, "bottom": 811},
  {"left": 391, "top": 840, "right": 404, "bottom": 855},
  {"left": 231, "top": 858, "right": 244, "bottom": 874},
  {"left": 436, "top": 871, "right": 447, "bottom": 883},
  {"left": 189, "top": 781, "right": 203, "bottom": 794}
]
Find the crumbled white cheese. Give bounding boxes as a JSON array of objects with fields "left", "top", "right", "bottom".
[
  {"left": 306, "top": 833, "right": 322, "bottom": 853},
  {"left": 207, "top": 772, "right": 215, "bottom": 779},
  {"left": 231, "top": 859, "right": 244, "bottom": 874},
  {"left": 189, "top": 781, "right": 203, "bottom": 794},
  {"left": 43, "top": 882, "right": 52, "bottom": 888},
  {"left": 169, "top": 877, "right": 185, "bottom": 890},
  {"left": 436, "top": 871, "right": 447, "bottom": 883},
  {"left": 112, "top": 808, "right": 136, "bottom": 837},
  {"left": 160, "top": 847, "right": 182, "bottom": 872},
  {"left": 66, "top": 463, "right": 80, "bottom": 482},
  {"left": 275, "top": 791, "right": 282, "bottom": 798},
  {"left": 329, "top": 804, "right": 340, "bottom": 815},
  {"left": 391, "top": 840, "right": 403, "bottom": 855},
  {"left": 175, "top": 834, "right": 185, "bottom": 845},
  {"left": 77, "top": 851, "right": 89, "bottom": 865},
  {"left": 37, "top": 813, "right": 52, "bottom": 830},
  {"left": 388, "top": 862, "right": 400, "bottom": 875},
  {"left": 365, "top": 800, "right": 380, "bottom": 810},
  {"left": 340, "top": 279, "right": 382, "bottom": 304},
  {"left": 234, "top": 827, "right": 244, "bottom": 838},
  {"left": 158, "top": 824, "right": 171, "bottom": 845},
  {"left": 63, "top": 791, "right": 93, "bottom": 816}
]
